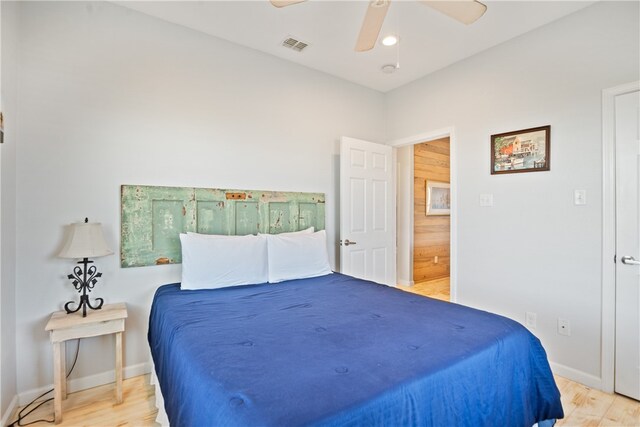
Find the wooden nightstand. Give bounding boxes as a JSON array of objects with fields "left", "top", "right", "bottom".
[{"left": 45, "top": 303, "right": 127, "bottom": 424}]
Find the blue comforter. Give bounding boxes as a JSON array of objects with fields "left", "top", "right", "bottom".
[{"left": 149, "top": 273, "right": 563, "bottom": 427}]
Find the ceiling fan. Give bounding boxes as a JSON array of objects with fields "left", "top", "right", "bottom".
[{"left": 270, "top": 0, "right": 487, "bottom": 52}]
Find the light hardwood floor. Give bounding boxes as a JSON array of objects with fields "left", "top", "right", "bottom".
[
  {"left": 12, "top": 372, "right": 639, "bottom": 427},
  {"left": 397, "top": 276, "right": 451, "bottom": 301},
  {"left": 9, "top": 375, "right": 159, "bottom": 427},
  {"left": 555, "top": 375, "right": 640, "bottom": 426},
  {"left": 11, "top": 299, "right": 640, "bottom": 427}
]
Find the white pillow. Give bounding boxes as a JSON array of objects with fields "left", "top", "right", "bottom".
[
  {"left": 265, "top": 230, "right": 332, "bottom": 283},
  {"left": 179, "top": 233, "right": 268, "bottom": 290}
]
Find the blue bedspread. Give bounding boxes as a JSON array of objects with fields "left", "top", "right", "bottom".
[{"left": 149, "top": 273, "right": 563, "bottom": 427}]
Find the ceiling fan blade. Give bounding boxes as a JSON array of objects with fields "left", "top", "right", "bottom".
[
  {"left": 421, "top": 0, "right": 487, "bottom": 25},
  {"left": 355, "top": 0, "right": 391, "bottom": 52},
  {"left": 270, "top": 0, "right": 307, "bottom": 8}
]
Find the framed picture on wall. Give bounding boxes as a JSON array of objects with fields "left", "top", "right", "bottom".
[
  {"left": 491, "top": 125, "right": 550, "bottom": 174},
  {"left": 426, "top": 180, "right": 450, "bottom": 216},
  {"left": 0, "top": 112, "right": 4, "bottom": 144}
]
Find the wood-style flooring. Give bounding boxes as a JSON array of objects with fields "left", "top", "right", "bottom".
[
  {"left": 10, "top": 282, "right": 640, "bottom": 427},
  {"left": 555, "top": 375, "right": 640, "bottom": 426},
  {"left": 12, "top": 372, "right": 638, "bottom": 427},
  {"left": 397, "top": 276, "right": 450, "bottom": 301},
  {"left": 8, "top": 375, "right": 159, "bottom": 427}
]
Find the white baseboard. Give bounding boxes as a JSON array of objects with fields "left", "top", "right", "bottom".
[
  {"left": 17, "top": 362, "right": 151, "bottom": 407},
  {"left": 396, "top": 279, "right": 414, "bottom": 286},
  {"left": 1, "top": 394, "right": 18, "bottom": 427},
  {"left": 549, "top": 361, "right": 603, "bottom": 390}
]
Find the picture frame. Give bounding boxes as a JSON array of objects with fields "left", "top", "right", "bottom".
[
  {"left": 0, "top": 112, "right": 4, "bottom": 144},
  {"left": 491, "top": 125, "right": 550, "bottom": 174},
  {"left": 426, "top": 180, "right": 450, "bottom": 216}
]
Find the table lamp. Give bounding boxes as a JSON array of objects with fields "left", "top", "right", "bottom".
[{"left": 58, "top": 218, "right": 113, "bottom": 317}]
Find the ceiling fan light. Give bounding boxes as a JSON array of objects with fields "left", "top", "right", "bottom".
[{"left": 382, "top": 35, "right": 398, "bottom": 46}]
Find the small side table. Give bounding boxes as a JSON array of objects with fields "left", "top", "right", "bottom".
[{"left": 45, "top": 303, "right": 127, "bottom": 424}]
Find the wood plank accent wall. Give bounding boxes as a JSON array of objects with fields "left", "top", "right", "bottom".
[{"left": 413, "top": 138, "right": 451, "bottom": 282}]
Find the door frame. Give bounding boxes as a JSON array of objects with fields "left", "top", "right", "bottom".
[
  {"left": 390, "top": 127, "right": 457, "bottom": 302},
  {"left": 601, "top": 80, "right": 640, "bottom": 393}
]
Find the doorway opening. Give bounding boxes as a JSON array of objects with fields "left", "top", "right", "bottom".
[{"left": 396, "top": 134, "right": 452, "bottom": 302}]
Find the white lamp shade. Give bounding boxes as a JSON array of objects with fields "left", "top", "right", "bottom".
[{"left": 58, "top": 222, "right": 113, "bottom": 259}]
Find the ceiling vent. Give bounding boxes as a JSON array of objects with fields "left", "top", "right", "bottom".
[{"left": 282, "top": 37, "right": 309, "bottom": 52}]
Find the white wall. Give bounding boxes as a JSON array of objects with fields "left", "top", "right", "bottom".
[
  {"left": 13, "top": 1, "right": 385, "bottom": 397},
  {"left": 387, "top": 1, "right": 639, "bottom": 385},
  {"left": 1, "top": 0, "right": 19, "bottom": 419}
]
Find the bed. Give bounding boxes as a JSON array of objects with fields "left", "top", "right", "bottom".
[{"left": 148, "top": 272, "right": 563, "bottom": 427}]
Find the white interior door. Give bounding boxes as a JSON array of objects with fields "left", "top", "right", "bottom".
[
  {"left": 615, "top": 89, "right": 640, "bottom": 400},
  {"left": 340, "top": 136, "right": 396, "bottom": 286}
]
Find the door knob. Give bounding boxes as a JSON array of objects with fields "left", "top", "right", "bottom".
[
  {"left": 341, "top": 239, "right": 357, "bottom": 246},
  {"left": 621, "top": 255, "right": 640, "bottom": 265}
]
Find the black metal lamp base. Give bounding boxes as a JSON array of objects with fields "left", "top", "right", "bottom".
[{"left": 64, "top": 257, "right": 104, "bottom": 317}]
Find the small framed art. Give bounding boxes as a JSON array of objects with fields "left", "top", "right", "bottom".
[
  {"left": 426, "top": 180, "right": 450, "bottom": 216},
  {"left": 491, "top": 125, "right": 550, "bottom": 174}
]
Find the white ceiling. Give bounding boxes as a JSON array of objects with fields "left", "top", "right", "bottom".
[{"left": 116, "top": 1, "right": 595, "bottom": 92}]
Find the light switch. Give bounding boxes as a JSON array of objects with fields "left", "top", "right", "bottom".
[
  {"left": 574, "top": 190, "right": 587, "bottom": 205},
  {"left": 479, "top": 194, "right": 494, "bottom": 207}
]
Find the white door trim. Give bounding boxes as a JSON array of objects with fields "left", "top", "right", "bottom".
[
  {"left": 389, "top": 127, "right": 457, "bottom": 302},
  {"left": 601, "top": 80, "right": 640, "bottom": 394}
]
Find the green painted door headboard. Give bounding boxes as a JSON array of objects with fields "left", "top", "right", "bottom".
[{"left": 120, "top": 185, "right": 325, "bottom": 268}]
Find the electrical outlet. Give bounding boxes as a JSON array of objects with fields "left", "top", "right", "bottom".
[
  {"left": 434, "top": 256, "right": 439, "bottom": 264},
  {"left": 479, "top": 193, "right": 494, "bottom": 207},
  {"left": 525, "top": 312, "right": 537, "bottom": 330},
  {"left": 574, "top": 190, "right": 587, "bottom": 205},
  {"left": 558, "top": 318, "right": 571, "bottom": 336}
]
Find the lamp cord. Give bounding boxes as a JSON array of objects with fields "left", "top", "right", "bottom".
[{"left": 8, "top": 339, "right": 81, "bottom": 426}]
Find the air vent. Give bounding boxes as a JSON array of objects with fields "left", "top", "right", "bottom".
[{"left": 282, "top": 37, "right": 309, "bottom": 52}]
